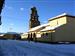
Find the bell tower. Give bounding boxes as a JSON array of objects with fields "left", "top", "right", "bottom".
[
  {"left": 29, "top": 7, "right": 40, "bottom": 29},
  {"left": 0, "top": 0, "right": 5, "bottom": 25}
]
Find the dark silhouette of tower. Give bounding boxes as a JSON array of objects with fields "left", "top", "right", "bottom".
[
  {"left": 0, "top": 0, "right": 5, "bottom": 25},
  {"left": 29, "top": 7, "right": 40, "bottom": 29}
]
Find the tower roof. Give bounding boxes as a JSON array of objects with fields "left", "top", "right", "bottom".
[
  {"left": 31, "top": 7, "right": 36, "bottom": 9},
  {"left": 29, "top": 7, "right": 40, "bottom": 29}
]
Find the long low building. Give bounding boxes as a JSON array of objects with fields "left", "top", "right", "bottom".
[{"left": 22, "top": 13, "right": 75, "bottom": 42}]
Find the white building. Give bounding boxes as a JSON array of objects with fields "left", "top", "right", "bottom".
[{"left": 23, "top": 13, "right": 75, "bottom": 42}]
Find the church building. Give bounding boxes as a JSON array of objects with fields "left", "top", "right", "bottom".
[
  {"left": 21, "top": 7, "right": 75, "bottom": 42},
  {"left": 29, "top": 13, "right": 75, "bottom": 42}
]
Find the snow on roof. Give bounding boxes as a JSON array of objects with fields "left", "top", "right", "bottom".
[
  {"left": 5, "top": 32, "right": 19, "bottom": 34},
  {"left": 41, "top": 24, "right": 62, "bottom": 31},
  {"left": 0, "top": 34, "right": 4, "bottom": 36},
  {"left": 22, "top": 33, "right": 28, "bottom": 35},
  {"left": 29, "top": 23, "right": 49, "bottom": 32},
  {"left": 48, "top": 13, "right": 71, "bottom": 21}
]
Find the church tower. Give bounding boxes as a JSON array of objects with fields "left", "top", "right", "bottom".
[
  {"left": 29, "top": 7, "right": 40, "bottom": 29},
  {"left": 0, "top": 0, "right": 5, "bottom": 25}
]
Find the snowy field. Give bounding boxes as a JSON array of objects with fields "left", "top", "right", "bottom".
[{"left": 0, "top": 40, "right": 75, "bottom": 56}]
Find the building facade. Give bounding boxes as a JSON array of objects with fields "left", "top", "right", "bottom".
[
  {"left": 21, "top": 7, "right": 75, "bottom": 42},
  {"left": 28, "top": 13, "right": 75, "bottom": 42}
]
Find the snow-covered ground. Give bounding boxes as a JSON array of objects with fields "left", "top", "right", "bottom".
[{"left": 0, "top": 40, "right": 75, "bottom": 56}]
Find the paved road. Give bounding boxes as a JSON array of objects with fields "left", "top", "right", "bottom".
[{"left": 0, "top": 40, "right": 75, "bottom": 56}]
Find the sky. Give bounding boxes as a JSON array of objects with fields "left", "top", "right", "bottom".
[{"left": 0, "top": 0, "right": 75, "bottom": 33}]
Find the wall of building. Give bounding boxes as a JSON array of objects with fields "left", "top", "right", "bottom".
[
  {"left": 67, "top": 16, "right": 75, "bottom": 23},
  {"left": 36, "top": 33, "right": 41, "bottom": 38},
  {"left": 54, "top": 18, "right": 75, "bottom": 42},
  {"left": 21, "top": 33, "right": 28, "bottom": 39},
  {"left": 48, "top": 17, "right": 67, "bottom": 27}
]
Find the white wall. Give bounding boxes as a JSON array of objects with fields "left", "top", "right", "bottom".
[{"left": 54, "top": 18, "right": 75, "bottom": 42}]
